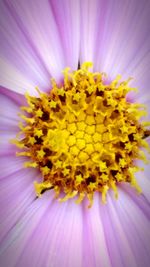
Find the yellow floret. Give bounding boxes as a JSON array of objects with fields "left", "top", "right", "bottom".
[
  {"left": 35, "top": 108, "right": 43, "bottom": 118},
  {"left": 93, "top": 132, "right": 102, "bottom": 143},
  {"left": 84, "top": 144, "right": 95, "bottom": 154},
  {"left": 77, "top": 111, "right": 86, "bottom": 121},
  {"left": 75, "top": 174, "right": 83, "bottom": 185},
  {"left": 85, "top": 125, "right": 95, "bottom": 135},
  {"left": 86, "top": 115, "right": 95, "bottom": 125},
  {"left": 28, "top": 136, "right": 36, "bottom": 145},
  {"left": 78, "top": 151, "right": 89, "bottom": 162},
  {"left": 49, "top": 100, "right": 57, "bottom": 108},
  {"left": 77, "top": 121, "right": 86, "bottom": 131},
  {"left": 96, "top": 124, "right": 106, "bottom": 133},
  {"left": 68, "top": 123, "right": 77, "bottom": 134},
  {"left": 34, "top": 129, "right": 43, "bottom": 138},
  {"left": 84, "top": 133, "right": 93, "bottom": 143},
  {"left": 70, "top": 146, "right": 79, "bottom": 156},
  {"left": 13, "top": 61, "right": 150, "bottom": 207},
  {"left": 67, "top": 135, "right": 76, "bottom": 146},
  {"left": 76, "top": 139, "right": 86, "bottom": 150},
  {"left": 37, "top": 149, "right": 45, "bottom": 159},
  {"left": 75, "top": 130, "right": 84, "bottom": 138}
]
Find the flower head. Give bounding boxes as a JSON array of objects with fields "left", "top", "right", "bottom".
[{"left": 0, "top": 1, "right": 150, "bottom": 267}]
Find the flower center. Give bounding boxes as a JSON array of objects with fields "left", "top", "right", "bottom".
[{"left": 13, "top": 62, "right": 150, "bottom": 207}]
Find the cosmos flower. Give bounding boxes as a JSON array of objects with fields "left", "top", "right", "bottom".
[{"left": 0, "top": 0, "right": 150, "bottom": 267}]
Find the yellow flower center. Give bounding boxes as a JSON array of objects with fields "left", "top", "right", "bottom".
[{"left": 12, "top": 62, "right": 150, "bottom": 207}]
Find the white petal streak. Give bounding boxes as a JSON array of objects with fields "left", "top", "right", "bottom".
[
  {"left": 100, "top": 192, "right": 139, "bottom": 267},
  {"left": 0, "top": 194, "right": 51, "bottom": 267},
  {"left": 0, "top": 0, "right": 65, "bottom": 94},
  {"left": 135, "top": 170, "right": 150, "bottom": 203},
  {"left": 113, "top": 189, "right": 150, "bottom": 267},
  {"left": 50, "top": 0, "right": 80, "bottom": 70},
  {"left": 0, "top": 156, "right": 25, "bottom": 179},
  {"left": 94, "top": 0, "right": 150, "bottom": 81},
  {"left": 46, "top": 200, "right": 83, "bottom": 267},
  {"left": 0, "top": 167, "right": 38, "bottom": 244},
  {"left": 0, "top": 57, "right": 37, "bottom": 95},
  {"left": 0, "top": 90, "right": 21, "bottom": 155},
  {"left": 82, "top": 195, "right": 111, "bottom": 267},
  {"left": 0, "top": 90, "right": 21, "bottom": 125},
  {"left": 80, "top": 0, "right": 100, "bottom": 65},
  {"left": 0, "top": 195, "right": 83, "bottom": 267}
]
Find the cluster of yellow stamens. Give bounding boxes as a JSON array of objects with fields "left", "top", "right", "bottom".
[{"left": 12, "top": 62, "right": 150, "bottom": 207}]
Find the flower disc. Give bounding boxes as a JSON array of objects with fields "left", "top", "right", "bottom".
[{"left": 13, "top": 63, "right": 150, "bottom": 207}]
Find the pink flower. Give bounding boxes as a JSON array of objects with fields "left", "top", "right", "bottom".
[{"left": 0, "top": 1, "right": 150, "bottom": 267}]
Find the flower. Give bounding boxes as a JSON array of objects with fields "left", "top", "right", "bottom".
[{"left": 0, "top": 1, "right": 150, "bottom": 267}]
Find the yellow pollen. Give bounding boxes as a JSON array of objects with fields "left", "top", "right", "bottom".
[{"left": 12, "top": 62, "right": 150, "bottom": 207}]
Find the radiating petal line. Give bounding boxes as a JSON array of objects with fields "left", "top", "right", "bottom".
[
  {"left": 94, "top": 0, "right": 150, "bottom": 80},
  {"left": 103, "top": 193, "right": 138, "bottom": 267},
  {"left": 111, "top": 188, "right": 150, "bottom": 267},
  {"left": 82, "top": 195, "right": 111, "bottom": 267},
  {"left": 80, "top": 0, "right": 100, "bottom": 66},
  {"left": 0, "top": 0, "right": 66, "bottom": 94},
  {"left": 0, "top": 193, "right": 83, "bottom": 267},
  {"left": 120, "top": 183, "right": 150, "bottom": 221},
  {"left": 50, "top": 0, "right": 80, "bottom": 70},
  {"left": 0, "top": 167, "right": 39, "bottom": 245}
]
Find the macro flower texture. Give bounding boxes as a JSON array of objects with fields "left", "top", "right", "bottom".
[{"left": 0, "top": 0, "right": 150, "bottom": 267}]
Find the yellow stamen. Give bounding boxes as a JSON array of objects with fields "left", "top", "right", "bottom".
[{"left": 12, "top": 62, "right": 150, "bottom": 207}]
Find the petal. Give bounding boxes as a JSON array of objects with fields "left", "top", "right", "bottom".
[
  {"left": 0, "top": 88, "right": 22, "bottom": 124},
  {"left": 50, "top": 0, "right": 80, "bottom": 70},
  {"left": 0, "top": 87, "right": 22, "bottom": 155},
  {"left": 135, "top": 169, "right": 150, "bottom": 203},
  {"left": 133, "top": 154, "right": 150, "bottom": 203},
  {"left": 80, "top": 0, "right": 150, "bottom": 112},
  {"left": 111, "top": 188, "right": 150, "bottom": 267},
  {"left": 89, "top": 0, "right": 150, "bottom": 107},
  {"left": 0, "top": 86, "right": 25, "bottom": 106},
  {"left": 82, "top": 195, "right": 111, "bottom": 267},
  {"left": 0, "top": 165, "right": 39, "bottom": 244},
  {"left": 120, "top": 182, "right": 150, "bottom": 220},
  {"left": 0, "top": 0, "right": 66, "bottom": 94},
  {"left": 0, "top": 192, "right": 51, "bottom": 267},
  {"left": 94, "top": 1, "right": 150, "bottom": 77},
  {"left": 0, "top": 194, "right": 83, "bottom": 267},
  {"left": 100, "top": 189, "right": 150, "bottom": 267},
  {"left": 0, "top": 88, "right": 38, "bottom": 243},
  {"left": 80, "top": 0, "right": 100, "bottom": 65}
]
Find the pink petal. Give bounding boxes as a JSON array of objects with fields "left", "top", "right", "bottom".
[
  {"left": 99, "top": 188, "right": 150, "bottom": 267},
  {"left": 0, "top": 0, "right": 66, "bottom": 95},
  {"left": 135, "top": 168, "right": 150, "bottom": 203},
  {"left": 82, "top": 195, "right": 111, "bottom": 267},
  {"left": 0, "top": 88, "right": 22, "bottom": 155},
  {"left": 0, "top": 193, "right": 83, "bottom": 267},
  {"left": 94, "top": 1, "right": 149, "bottom": 76},
  {"left": 109, "top": 188, "right": 150, "bottom": 267},
  {"left": 81, "top": 0, "right": 150, "bottom": 117},
  {"left": 0, "top": 89, "right": 21, "bottom": 124},
  {"left": 0, "top": 165, "right": 39, "bottom": 244},
  {"left": 50, "top": 0, "right": 80, "bottom": 70},
  {"left": 80, "top": 0, "right": 100, "bottom": 65}
]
